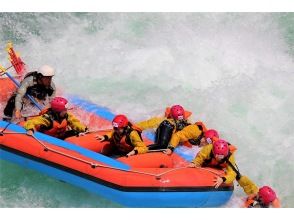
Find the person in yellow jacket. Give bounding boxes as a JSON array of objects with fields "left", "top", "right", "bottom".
[
  {"left": 164, "top": 122, "right": 205, "bottom": 155},
  {"left": 187, "top": 138, "right": 260, "bottom": 194},
  {"left": 24, "top": 97, "right": 87, "bottom": 139},
  {"left": 95, "top": 114, "right": 148, "bottom": 157},
  {"left": 188, "top": 139, "right": 237, "bottom": 188},
  {"left": 137, "top": 104, "right": 193, "bottom": 150}
]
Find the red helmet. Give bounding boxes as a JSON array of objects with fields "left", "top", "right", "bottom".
[
  {"left": 258, "top": 186, "right": 277, "bottom": 205},
  {"left": 170, "top": 105, "right": 185, "bottom": 120},
  {"left": 50, "top": 97, "right": 68, "bottom": 112},
  {"left": 112, "top": 114, "right": 129, "bottom": 128},
  {"left": 204, "top": 129, "right": 219, "bottom": 143},
  {"left": 212, "top": 139, "right": 229, "bottom": 157}
]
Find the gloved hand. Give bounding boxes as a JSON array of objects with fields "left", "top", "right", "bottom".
[
  {"left": 26, "top": 129, "right": 34, "bottom": 136},
  {"left": 95, "top": 135, "right": 105, "bottom": 142},
  {"left": 163, "top": 148, "right": 173, "bottom": 155},
  {"left": 188, "top": 162, "right": 200, "bottom": 168},
  {"left": 126, "top": 150, "right": 136, "bottom": 157}
]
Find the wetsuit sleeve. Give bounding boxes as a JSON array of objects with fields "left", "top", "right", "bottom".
[
  {"left": 66, "top": 113, "right": 87, "bottom": 132},
  {"left": 223, "top": 154, "right": 237, "bottom": 184},
  {"left": 169, "top": 124, "right": 202, "bottom": 149},
  {"left": 15, "top": 77, "right": 34, "bottom": 111},
  {"left": 136, "top": 117, "right": 164, "bottom": 130},
  {"left": 24, "top": 115, "right": 51, "bottom": 131},
  {"left": 192, "top": 144, "right": 213, "bottom": 166},
  {"left": 130, "top": 130, "right": 148, "bottom": 154}
]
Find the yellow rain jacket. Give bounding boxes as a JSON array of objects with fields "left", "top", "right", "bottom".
[
  {"left": 104, "top": 126, "right": 148, "bottom": 154},
  {"left": 24, "top": 110, "right": 86, "bottom": 136},
  {"left": 191, "top": 144, "right": 237, "bottom": 184},
  {"left": 238, "top": 176, "right": 259, "bottom": 195},
  {"left": 168, "top": 124, "right": 203, "bottom": 149},
  {"left": 137, "top": 117, "right": 176, "bottom": 131},
  {"left": 137, "top": 107, "right": 193, "bottom": 131}
]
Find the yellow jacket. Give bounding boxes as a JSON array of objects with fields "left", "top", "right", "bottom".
[
  {"left": 192, "top": 144, "right": 237, "bottom": 184},
  {"left": 169, "top": 124, "right": 202, "bottom": 149},
  {"left": 104, "top": 129, "right": 148, "bottom": 154},
  {"left": 137, "top": 117, "right": 176, "bottom": 131},
  {"left": 24, "top": 112, "right": 87, "bottom": 133}
]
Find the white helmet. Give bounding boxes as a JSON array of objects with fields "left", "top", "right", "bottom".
[{"left": 38, "top": 65, "right": 55, "bottom": 77}]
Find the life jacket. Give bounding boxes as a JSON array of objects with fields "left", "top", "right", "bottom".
[
  {"left": 110, "top": 123, "right": 143, "bottom": 154},
  {"left": 244, "top": 196, "right": 269, "bottom": 208},
  {"left": 37, "top": 108, "right": 68, "bottom": 138},
  {"left": 24, "top": 71, "right": 54, "bottom": 100},
  {"left": 203, "top": 145, "right": 237, "bottom": 169}
]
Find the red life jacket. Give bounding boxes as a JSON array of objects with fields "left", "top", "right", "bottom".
[
  {"left": 110, "top": 124, "right": 143, "bottom": 154},
  {"left": 244, "top": 196, "right": 269, "bottom": 208},
  {"left": 38, "top": 108, "right": 68, "bottom": 138}
]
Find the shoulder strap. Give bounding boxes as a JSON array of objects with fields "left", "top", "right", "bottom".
[{"left": 225, "top": 155, "right": 242, "bottom": 180}]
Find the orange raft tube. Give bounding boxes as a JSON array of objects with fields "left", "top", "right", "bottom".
[
  {"left": 0, "top": 121, "right": 233, "bottom": 207},
  {"left": 0, "top": 77, "right": 18, "bottom": 103}
]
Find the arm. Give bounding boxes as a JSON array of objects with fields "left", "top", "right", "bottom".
[
  {"left": 272, "top": 198, "right": 281, "bottom": 208},
  {"left": 169, "top": 124, "right": 202, "bottom": 149},
  {"left": 191, "top": 144, "right": 213, "bottom": 166},
  {"left": 96, "top": 130, "right": 114, "bottom": 142},
  {"left": 66, "top": 113, "right": 87, "bottom": 133},
  {"left": 223, "top": 154, "right": 238, "bottom": 184},
  {"left": 24, "top": 115, "right": 51, "bottom": 131},
  {"left": 130, "top": 131, "right": 148, "bottom": 154},
  {"left": 136, "top": 117, "right": 164, "bottom": 130}
]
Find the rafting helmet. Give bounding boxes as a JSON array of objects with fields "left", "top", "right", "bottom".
[
  {"left": 212, "top": 139, "right": 229, "bottom": 157},
  {"left": 38, "top": 65, "right": 55, "bottom": 77},
  {"left": 170, "top": 105, "right": 185, "bottom": 120},
  {"left": 204, "top": 129, "right": 219, "bottom": 144},
  {"left": 50, "top": 97, "right": 68, "bottom": 112},
  {"left": 112, "top": 114, "right": 129, "bottom": 128},
  {"left": 258, "top": 186, "right": 277, "bottom": 205}
]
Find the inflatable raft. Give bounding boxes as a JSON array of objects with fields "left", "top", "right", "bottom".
[{"left": 0, "top": 78, "right": 233, "bottom": 207}]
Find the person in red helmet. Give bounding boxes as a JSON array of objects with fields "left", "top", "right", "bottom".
[
  {"left": 164, "top": 124, "right": 211, "bottom": 155},
  {"left": 24, "top": 97, "right": 87, "bottom": 139},
  {"left": 204, "top": 129, "right": 219, "bottom": 144},
  {"left": 188, "top": 139, "right": 238, "bottom": 188},
  {"left": 244, "top": 185, "right": 281, "bottom": 208},
  {"left": 95, "top": 114, "right": 148, "bottom": 157},
  {"left": 3, "top": 65, "right": 56, "bottom": 121},
  {"left": 137, "top": 104, "right": 196, "bottom": 150},
  {"left": 170, "top": 127, "right": 260, "bottom": 194}
]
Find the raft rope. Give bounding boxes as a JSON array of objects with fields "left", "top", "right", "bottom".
[
  {"left": 0, "top": 129, "right": 221, "bottom": 179},
  {"left": 0, "top": 122, "right": 12, "bottom": 135}
]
